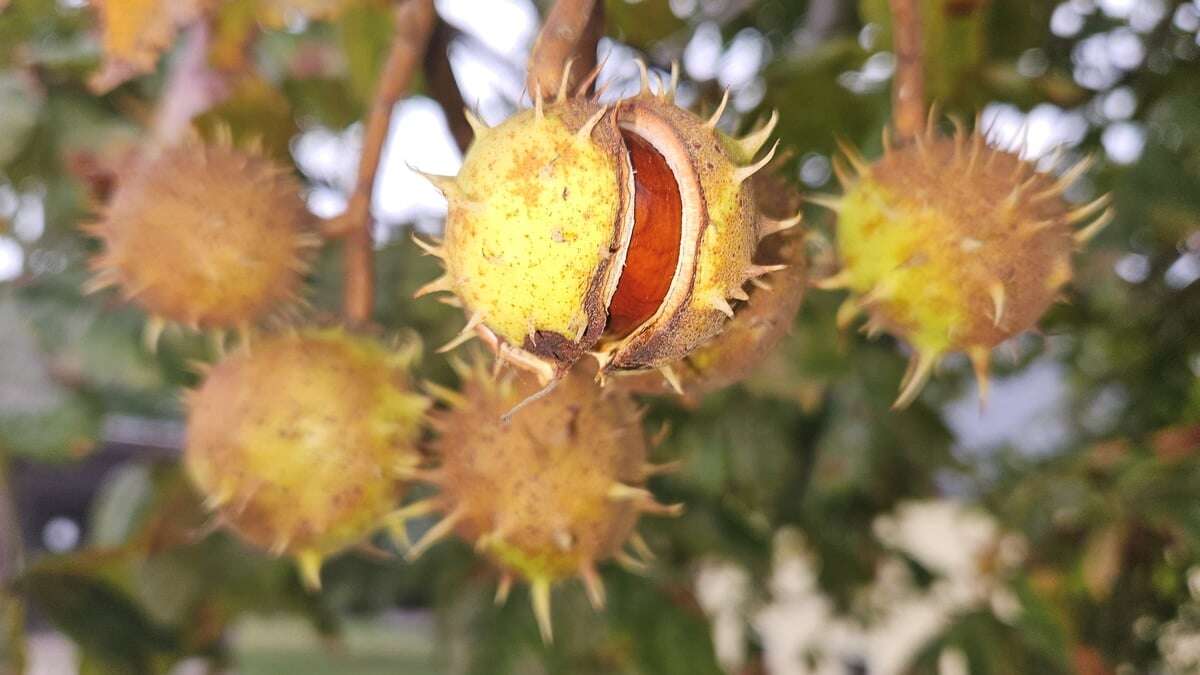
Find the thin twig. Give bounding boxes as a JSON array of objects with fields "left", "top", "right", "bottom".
[
  {"left": 0, "top": 454, "right": 26, "bottom": 675},
  {"left": 340, "top": 0, "right": 436, "bottom": 325},
  {"left": 150, "top": 23, "right": 230, "bottom": 150},
  {"left": 887, "top": 0, "right": 925, "bottom": 142},
  {"left": 527, "top": 0, "right": 605, "bottom": 98},
  {"left": 424, "top": 17, "right": 472, "bottom": 154}
]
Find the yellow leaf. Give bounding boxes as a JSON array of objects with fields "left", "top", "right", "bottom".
[{"left": 89, "top": 0, "right": 210, "bottom": 92}]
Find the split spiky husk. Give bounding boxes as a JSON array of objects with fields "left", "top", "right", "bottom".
[
  {"left": 184, "top": 328, "right": 429, "bottom": 589},
  {"left": 415, "top": 61, "right": 800, "bottom": 389},
  {"left": 83, "top": 137, "right": 319, "bottom": 346},
  {"left": 612, "top": 205, "right": 806, "bottom": 401},
  {"left": 406, "top": 358, "right": 681, "bottom": 642},
  {"left": 817, "top": 118, "right": 1113, "bottom": 407}
]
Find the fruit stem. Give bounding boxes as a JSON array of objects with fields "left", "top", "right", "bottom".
[
  {"left": 887, "top": 0, "right": 926, "bottom": 143},
  {"left": 340, "top": 0, "right": 436, "bottom": 325},
  {"left": 528, "top": 0, "right": 605, "bottom": 99}
]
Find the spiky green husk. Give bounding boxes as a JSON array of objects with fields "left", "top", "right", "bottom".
[
  {"left": 409, "top": 358, "right": 680, "bottom": 642},
  {"left": 594, "top": 90, "right": 782, "bottom": 371},
  {"left": 83, "top": 139, "right": 318, "bottom": 337},
  {"left": 819, "top": 123, "right": 1112, "bottom": 407},
  {"left": 415, "top": 62, "right": 799, "bottom": 386},
  {"left": 184, "top": 328, "right": 428, "bottom": 589}
]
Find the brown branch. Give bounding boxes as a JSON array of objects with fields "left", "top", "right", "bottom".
[
  {"left": 527, "top": 0, "right": 604, "bottom": 99},
  {"left": 424, "top": 17, "right": 472, "bottom": 154},
  {"left": 888, "top": 0, "right": 925, "bottom": 142},
  {"left": 340, "top": 0, "right": 436, "bottom": 325},
  {"left": 0, "top": 454, "right": 26, "bottom": 675}
]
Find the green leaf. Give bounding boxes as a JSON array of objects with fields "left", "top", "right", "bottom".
[
  {"left": 606, "top": 573, "right": 723, "bottom": 675},
  {"left": 859, "top": 0, "right": 989, "bottom": 108},
  {"left": 0, "top": 70, "right": 43, "bottom": 167},
  {"left": 283, "top": 76, "right": 363, "bottom": 129},
  {"left": 337, "top": 1, "right": 397, "bottom": 106},
  {"left": 20, "top": 570, "right": 179, "bottom": 675},
  {"left": 88, "top": 464, "right": 156, "bottom": 548},
  {"left": 764, "top": 39, "right": 884, "bottom": 157},
  {"left": 196, "top": 77, "right": 299, "bottom": 162},
  {"left": 604, "top": 0, "right": 686, "bottom": 51},
  {"left": 912, "top": 609, "right": 1072, "bottom": 675},
  {"left": 0, "top": 294, "right": 101, "bottom": 460},
  {"left": 232, "top": 616, "right": 437, "bottom": 675}
]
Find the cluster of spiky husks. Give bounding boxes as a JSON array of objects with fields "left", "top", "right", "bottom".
[
  {"left": 814, "top": 117, "right": 1112, "bottom": 407},
  {"left": 414, "top": 61, "right": 800, "bottom": 394},
  {"left": 184, "top": 328, "right": 429, "bottom": 589},
  {"left": 83, "top": 137, "right": 318, "bottom": 349},
  {"left": 403, "top": 358, "right": 681, "bottom": 642}
]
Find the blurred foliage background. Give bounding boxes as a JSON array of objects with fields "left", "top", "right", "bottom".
[{"left": 1, "top": 0, "right": 1200, "bottom": 673}]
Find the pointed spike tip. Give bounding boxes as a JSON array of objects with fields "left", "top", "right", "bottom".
[
  {"left": 411, "top": 234, "right": 445, "bottom": 259},
  {"left": 969, "top": 347, "right": 991, "bottom": 412},
  {"left": 143, "top": 317, "right": 167, "bottom": 353},
  {"left": 580, "top": 563, "right": 606, "bottom": 610},
  {"left": 577, "top": 105, "right": 608, "bottom": 141},
  {"left": 495, "top": 573, "right": 515, "bottom": 606},
  {"left": 706, "top": 88, "right": 731, "bottom": 129},
  {"left": 805, "top": 194, "right": 842, "bottom": 212},
  {"left": 635, "top": 58, "right": 651, "bottom": 95},
  {"left": 738, "top": 110, "right": 779, "bottom": 158},
  {"left": 608, "top": 483, "right": 654, "bottom": 503},
  {"left": 815, "top": 270, "right": 853, "bottom": 291},
  {"left": 296, "top": 550, "right": 324, "bottom": 591},
  {"left": 464, "top": 108, "right": 489, "bottom": 138},
  {"left": 556, "top": 58, "right": 575, "bottom": 103},
  {"left": 405, "top": 508, "right": 464, "bottom": 562},
  {"left": 658, "top": 364, "right": 684, "bottom": 396},
  {"left": 733, "top": 139, "right": 780, "bottom": 184},
  {"left": 1074, "top": 206, "right": 1114, "bottom": 245},
  {"left": 759, "top": 211, "right": 802, "bottom": 240},
  {"left": 988, "top": 281, "right": 1007, "bottom": 328},
  {"left": 662, "top": 61, "right": 680, "bottom": 101},
  {"left": 414, "top": 168, "right": 459, "bottom": 198},
  {"left": 836, "top": 137, "right": 870, "bottom": 175},
  {"left": 436, "top": 311, "right": 485, "bottom": 353},
  {"left": 892, "top": 350, "right": 938, "bottom": 410},
  {"left": 836, "top": 296, "right": 863, "bottom": 329},
  {"left": 531, "top": 578, "right": 554, "bottom": 643},
  {"left": 709, "top": 292, "right": 735, "bottom": 319}
]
